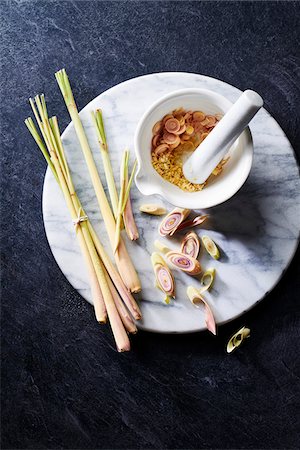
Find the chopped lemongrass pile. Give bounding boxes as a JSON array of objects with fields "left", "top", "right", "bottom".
[
  {"left": 187, "top": 286, "right": 216, "bottom": 335},
  {"left": 114, "top": 150, "right": 138, "bottom": 252},
  {"left": 202, "top": 235, "right": 220, "bottom": 259},
  {"left": 55, "top": 68, "right": 141, "bottom": 293},
  {"left": 151, "top": 252, "right": 175, "bottom": 304},
  {"left": 26, "top": 92, "right": 142, "bottom": 352},
  {"left": 90, "top": 109, "right": 119, "bottom": 219},
  {"left": 139, "top": 204, "right": 166, "bottom": 215},
  {"left": 227, "top": 327, "right": 250, "bottom": 353}
]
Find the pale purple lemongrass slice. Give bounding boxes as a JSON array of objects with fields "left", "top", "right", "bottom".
[
  {"left": 181, "top": 231, "right": 200, "bottom": 259},
  {"left": 176, "top": 214, "right": 209, "bottom": 232},
  {"left": 158, "top": 208, "right": 190, "bottom": 236},
  {"left": 166, "top": 251, "right": 201, "bottom": 275},
  {"left": 151, "top": 252, "right": 175, "bottom": 304},
  {"left": 187, "top": 286, "right": 216, "bottom": 335}
]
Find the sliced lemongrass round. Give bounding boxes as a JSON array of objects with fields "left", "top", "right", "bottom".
[
  {"left": 154, "top": 240, "right": 171, "bottom": 254},
  {"left": 200, "top": 268, "right": 215, "bottom": 293},
  {"left": 173, "top": 124, "right": 187, "bottom": 135},
  {"left": 169, "top": 138, "right": 181, "bottom": 150},
  {"left": 166, "top": 251, "right": 201, "bottom": 275},
  {"left": 193, "top": 111, "right": 205, "bottom": 121},
  {"left": 165, "top": 118, "right": 180, "bottom": 133},
  {"left": 162, "top": 113, "right": 174, "bottom": 124},
  {"left": 176, "top": 214, "right": 209, "bottom": 232},
  {"left": 181, "top": 231, "right": 200, "bottom": 259},
  {"left": 152, "top": 134, "right": 161, "bottom": 148},
  {"left": 154, "top": 143, "right": 169, "bottom": 155},
  {"left": 163, "top": 131, "right": 178, "bottom": 145},
  {"left": 206, "top": 115, "right": 216, "bottom": 126},
  {"left": 202, "top": 235, "right": 220, "bottom": 259},
  {"left": 227, "top": 327, "right": 250, "bottom": 353},
  {"left": 159, "top": 208, "right": 190, "bottom": 236},
  {"left": 139, "top": 204, "right": 166, "bottom": 215},
  {"left": 185, "top": 125, "right": 194, "bottom": 135},
  {"left": 186, "top": 286, "right": 216, "bottom": 335},
  {"left": 152, "top": 121, "right": 162, "bottom": 134},
  {"left": 151, "top": 252, "right": 175, "bottom": 299}
]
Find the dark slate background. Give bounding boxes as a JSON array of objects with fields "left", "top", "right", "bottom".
[{"left": 1, "top": 1, "right": 300, "bottom": 449}]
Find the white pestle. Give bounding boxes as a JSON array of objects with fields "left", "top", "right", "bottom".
[{"left": 183, "top": 90, "right": 263, "bottom": 185}]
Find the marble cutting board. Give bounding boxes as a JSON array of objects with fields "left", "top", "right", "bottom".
[{"left": 43, "top": 73, "right": 300, "bottom": 333}]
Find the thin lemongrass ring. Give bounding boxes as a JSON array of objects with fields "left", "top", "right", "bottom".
[
  {"left": 166, "top": 251, "right": 201, "bottom": 275},
  {"left": 227, "top": 327, "right": 250, "bottom": 353},
  {"left": 200, "top": 268, "right": 216, "bottom": 293},
  {"left": 181, "top": 231, "right": 200, "bottom": 259},
  {"left": 165, "top": 118, "right": 180, "bottom": 133}
]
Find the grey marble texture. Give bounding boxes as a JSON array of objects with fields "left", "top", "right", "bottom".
[
  {"left": 43, "top": 72, "right": 300, "bottom": 333},
  {"left": 1, "top": 1, "right": 300, "bottom": 449}
]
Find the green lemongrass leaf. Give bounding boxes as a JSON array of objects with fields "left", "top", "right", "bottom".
[
  {"left": 227, "top": 326, "right": 250, "bottom": 353},
  {"left": 55, "top": 68, "right": 76, "bottom": 108},
  {"left": 25, "top": 117, "right": 58, "bottom": 183},
  {"left": 49, "top": 116, "right": 71, "bottom": 185},
  {"left": 95, "top": 109, "right": 107, "bottom": 146},
  {"left": 90, "top": 109, "right": 119, "bottom": 218},
  {"left": 122, "top": 159, "right": 137, "bottom": 212}
]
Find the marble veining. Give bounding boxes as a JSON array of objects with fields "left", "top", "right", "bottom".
[{"left": 42, "top": 73, "right": 300, "bottom": 333}]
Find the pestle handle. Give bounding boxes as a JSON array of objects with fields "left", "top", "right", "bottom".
[{"left": 183, "top": 90, "right": 263, "bottom": 185}]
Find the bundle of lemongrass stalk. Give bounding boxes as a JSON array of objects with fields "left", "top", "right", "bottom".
[{"left": 25, "top": 92, "right": 141, "bottom": 352}]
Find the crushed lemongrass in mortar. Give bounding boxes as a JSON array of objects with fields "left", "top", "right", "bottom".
[{"left": 151, "top": 108, "right": 228, "bottom": 191}]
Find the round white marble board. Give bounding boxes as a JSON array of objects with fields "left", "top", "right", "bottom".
[{"left": 43, "top": 72, "right": 300, "bottom": 333}]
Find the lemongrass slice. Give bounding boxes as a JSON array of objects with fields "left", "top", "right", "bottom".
[
  {"left": 187, "top": 286, "right": 216, "bottom": 335},
  {"left": 166, "top": 251, "right": 201, "bottom": 275},
  {"left": 154, "top": 240, "right": 171, "bottom": 254},
  {"left": 159, "top": 208, "right": 190, "bottom": 236},
  {"left": 139, "top": 204, "right": 166, "bottom": 216},
  {"left": 151, "top": 252, "right": 175, "bottom": 303},
  {"left": 227, "top": 327, "right": 250, "bottom": 353},
  {"left": 202, "top": 235, "right": 220, "bottom": 259},
  {"left": 200, "top": 268, "right": 216, "bottom": 293},
  {"left": 181, "top": 231, "right": 200, "bottom": 259},
  {"left": 176, "top": 214, "right": 209, "bottom": 232}
]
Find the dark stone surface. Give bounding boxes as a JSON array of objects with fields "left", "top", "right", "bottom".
[{"left": 1, "top": 1, "right": 300, "bottom": 449}]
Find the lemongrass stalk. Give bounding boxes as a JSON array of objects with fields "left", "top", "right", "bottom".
[
  {"left": 29, "top": 100, "right": 129, "bottom": 350},
  {"left": 49, "top": 117, "right": 142, "bottom": 321},
  {"left": 104, "top": 270, "right": 137, "bottom": 334},
  {"left": 114, "top": 150, "right": 128, "bottom": 252},
  {"left": 90, "top": 110, "right": 119, "bottom": 218},
  {"left": 123, "top": 168, "right": 139, "bottom": 241},
  {"left": 55, "top": 69, "right": 141, "bottom": 293},
  {"left": 52, "top": 150, "right": 130, "bottom": 351},
  {"left": 26, "top": 111, "right": 107, "bottom": 323},
  {"left": 88, "top": 221, "right": 142, "bottom": 320}
]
